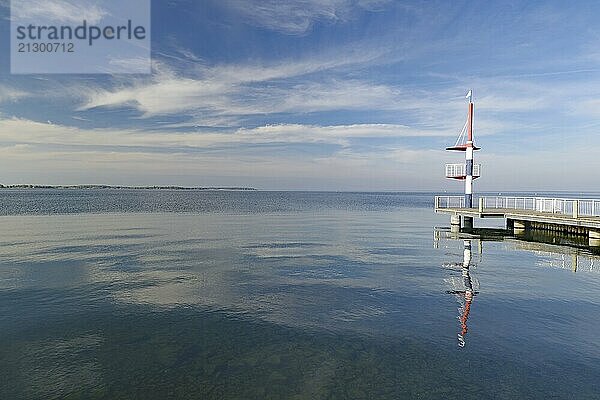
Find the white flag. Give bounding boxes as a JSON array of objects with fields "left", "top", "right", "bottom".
[{"left": 466, "top": 90, "right": 472, "bottom": 100}]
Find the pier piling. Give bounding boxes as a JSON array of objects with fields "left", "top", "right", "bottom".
[
  {"left": 463, "top": 216, "right": 474, "bottom": 232},
  {"left": 451, "top": 215, "right": 461, "bottom": 233},
  {"left": 590, "top": 230, "right": 600, "bottom": 247},
  {"left": 513, "top": 220, "right": 526, "bottom": 235}
]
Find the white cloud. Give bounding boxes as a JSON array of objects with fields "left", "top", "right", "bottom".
[
  {"left": 78, "top": 46, "right": 397, "bottom": 118},
  {"left": 239, "top": 123, "right": 449, "bottom": 143},
  {"left": 0, "top": 117, "right": 449, "bottom": 189},
  {"left": 0, "top": 118, "right": 448, "bottom": 151},
  {"left": 0, "top": 143, "right": 447, "bottom": 190},
  {"left": 274, "top": 80, "right": 403, "bottom": 112},
  {"left": 0, "top": 85, "right": 27, "bottom": 103},
  {"left": 11, "top": 0, "right": 108, "bottom": 24},
  {"left": 77, "top": 65, "right": 522, "bottom": 138},
  {"left": 3, "top": 117, "right": 600, "bottom": 190},
  {"left": 222, "top": 0, "right": 391, "bottom": 35},
  {"left": 80, "top": 71, "right": 233, "bottom": 116},
  {"left": 106, "top": 57, "right": 151, "bottom": 74}
]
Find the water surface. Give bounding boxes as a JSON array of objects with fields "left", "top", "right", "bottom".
[{"left": 1, "top": 190, "right": 599, "bottom": 399}]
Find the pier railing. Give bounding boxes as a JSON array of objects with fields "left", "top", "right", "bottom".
[
  {"left": 435, "top": 195, "right": 465, "bottom": 209},
  {"left": 435, "top": 195, "right": 600, "bottom": 218}
]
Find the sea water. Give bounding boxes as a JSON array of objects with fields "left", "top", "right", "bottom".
[{"left": 1, "top": 190, "right": 599, "bottom": 399}]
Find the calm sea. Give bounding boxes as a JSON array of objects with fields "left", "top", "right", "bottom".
[{"left": 1, "top": 190, "right": 599, "bottom": 399}]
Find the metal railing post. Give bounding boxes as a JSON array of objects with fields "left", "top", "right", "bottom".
[{"left": 573, "top": 200, "right": 579, "bottom": 218}]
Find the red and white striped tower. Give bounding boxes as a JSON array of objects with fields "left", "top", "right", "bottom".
[
  {"left": 465, "top": 90, "right": 474, "bottom": 208},
  {"left": 446, "top": 90, "right": 481, "bottom": 231}
]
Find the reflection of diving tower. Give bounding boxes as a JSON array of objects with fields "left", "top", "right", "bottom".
[
  {"left": 443, "top": 239, "right": 477, "bottom": 347},
  {"left": 458, "top": 240, "right": 475, "bottom": 347},
  {"left": 445, "top": 90, "right": 481, "bottom": 231}
]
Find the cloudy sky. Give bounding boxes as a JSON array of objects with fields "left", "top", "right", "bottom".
[{"left": 1, "top": 0, "right": 600, "bottom": 190}]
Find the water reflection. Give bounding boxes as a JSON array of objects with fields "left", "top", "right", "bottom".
[
  {"left": 442, "top": 240, "right": 479, "bottom": 347},
  {"left": 435, "top": 226, "right": 600, "bottom": 349},
  {"left": 0, "top": 212, "right": 439, "bottom": 336},
  {"left": 435, "top": 226, "right": 600, "bottom": 276},
  {"left": 505, "top": 239, "right": 600, "bottom": 273},
  {"left": 3, "top": 207, "right": 600, "bottom": 398}
]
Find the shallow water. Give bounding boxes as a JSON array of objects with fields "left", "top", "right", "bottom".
[{"left": 1, "top": 190, "right": 599, "bottom": 399}]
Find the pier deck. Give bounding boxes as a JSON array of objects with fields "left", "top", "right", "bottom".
[
  {"left": 435, "top": 206, "right": 600, "bottom": 229},
  {"left": 434, "top": 196, "right": 600, "bottom": 240}
]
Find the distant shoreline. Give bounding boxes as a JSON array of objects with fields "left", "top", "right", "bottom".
[{"left": 0, "top": 185, "right": 257, "bottom": 191}]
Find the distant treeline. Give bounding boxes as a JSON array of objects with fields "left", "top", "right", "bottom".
[{"left": 0, "top": 184, "right": 257, "bottom": 191}]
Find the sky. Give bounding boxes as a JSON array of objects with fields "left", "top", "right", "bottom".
[{"left": 1, "top": 0, "right": 600, "bottom": 191}]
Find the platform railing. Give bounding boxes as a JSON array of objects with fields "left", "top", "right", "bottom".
[
  {"left": 435, "top": 195, "right": 600, "bottom": 218},
  {"left": 435, "top": 195, "right": 465, "bottom": 209},
  {"left": 479, "top": 196, "right": 536, "bottom": 211},
  {"left": 578, "top": 200, "right": 600, "bottom": 217},
  {"left": 445, "top": 163, "right": 481, "bottom": 178}
]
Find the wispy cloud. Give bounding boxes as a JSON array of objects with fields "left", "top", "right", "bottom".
[
  {"left": 2, "top": 116, "right": 599, "bottom": 190},
  {"left": 0, "top": 118, "right": 449, "bottom": 151},
  {"left": 11, "top": 0, "right": 108, "bottom": 24},
  {"left": 221, "top": 0, "right": 391, "bottom": 35},
  {"left": 272, "top": 80, "right": 403, "bottom": 113},
  {"left": 4, "top": 1, "right": 600, "bottom": 189},
  {"left": 80, "top": 69, "right": 233, "bottom": 116},
  {"left": 0, "top": 85, "right": 27, "bottom": 103},
  {"left": 78, "top": 44, "right": 395, "bottom": 118},
  {"left": 0, "top": 117, "right": 451, "bottom": 189}
]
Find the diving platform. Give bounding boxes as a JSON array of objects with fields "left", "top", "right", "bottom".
[{"left": 435, "top": 90, "right": 600, "bottom": 247}]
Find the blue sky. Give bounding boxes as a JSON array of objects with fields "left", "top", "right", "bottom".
[{"left": 1, "top": 0, "right": 600, "bottom": 190}]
